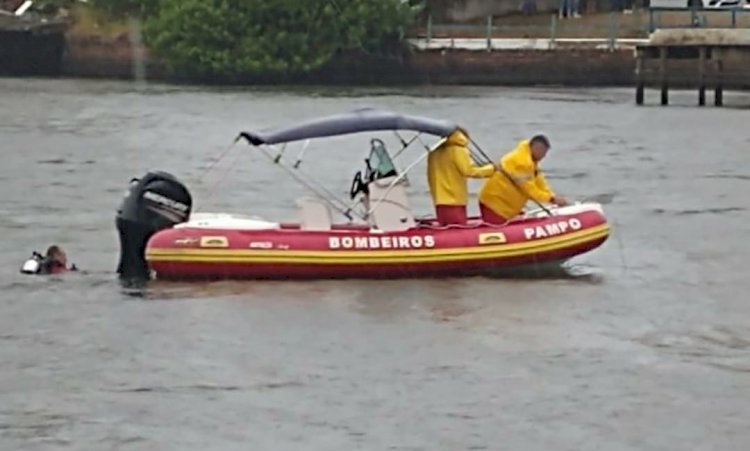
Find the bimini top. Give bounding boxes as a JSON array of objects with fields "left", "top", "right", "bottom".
[{"left": 237, "top": 108, "right": 459, "bottom": 146}]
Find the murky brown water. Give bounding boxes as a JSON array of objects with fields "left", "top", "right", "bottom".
[{"left": 1, "top": 78, "right": 749, "bottom": 450}]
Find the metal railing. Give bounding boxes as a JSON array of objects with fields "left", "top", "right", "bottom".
[
  {"left": 648, "top": 6, "right": 750, "bottom": 31},
  {"left": 415, "top": 8, "right": 750, "bottom": 51}
]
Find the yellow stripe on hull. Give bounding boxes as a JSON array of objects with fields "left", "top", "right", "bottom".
[{"left": 146, "top": 225, "right": 610, "bottom": 265}]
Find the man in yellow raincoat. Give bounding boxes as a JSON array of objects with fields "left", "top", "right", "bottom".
[
  {"left": 478, "top": 135, "right": 568, "bottom": 224},
  {"left": 427, "top": 128, "right": 497, "bottom": 226}
]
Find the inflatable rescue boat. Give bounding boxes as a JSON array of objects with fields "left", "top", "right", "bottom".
[{"left": 115, "top": 109, "right": 609, "bottom": 280}]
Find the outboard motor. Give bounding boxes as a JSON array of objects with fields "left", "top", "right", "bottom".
[{"left": 116, "top": 171, "right": 192, "bottom": 280}]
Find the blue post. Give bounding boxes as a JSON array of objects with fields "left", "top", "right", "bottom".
[
  {"left": 550, "top": 14, "right": 558, "bottom": 50},
  {"left": 649, "top": 8, "right": 655, "bottom": 33},
  {"left": 731, "top": 10, "right": 737, "bottom": 28},
  {"left": 486, "top": 15, "right": 493, "bottom": 52},
  {"left": 427, "top": 14, "right": 432, "bottom": 43}
]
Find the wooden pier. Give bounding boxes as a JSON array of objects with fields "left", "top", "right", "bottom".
[{"left": 635, "top": 29, "right": 750, "bottom": 106}]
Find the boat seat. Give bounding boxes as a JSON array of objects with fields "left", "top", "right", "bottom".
[
  {"left": 366, "top": 175, "right": 416, "bottom": 232},
  {"left": 297, "top": 197, "right": 333, "bottom": 231}
]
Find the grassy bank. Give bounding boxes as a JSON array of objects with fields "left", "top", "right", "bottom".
[{"left": 65, "top": 4, "right": 131, "bottom": 38}]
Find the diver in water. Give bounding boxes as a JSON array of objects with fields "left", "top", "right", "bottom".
[{"left": 20, "top": 245, "right": 77, "bottom": 275}]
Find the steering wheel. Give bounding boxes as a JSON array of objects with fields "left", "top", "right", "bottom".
[{"left": 350, "top": 171, "right": 365, "bottom": 200}]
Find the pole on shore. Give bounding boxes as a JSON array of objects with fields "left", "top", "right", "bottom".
[
  {"left": 128, "top": 18, "right": 146, "bottom": 89},
  {"left": 659, "top": 46, "right": 669, "bottom": 106},
  {"left": 648, "top": 9, "right": 655, "bottom": 33},
  {"left": 715, "top": 56, "right": 724, "bottom": 107},
  {"left": 698, "top": 46, "right": 706, "bottom": 106},
  {"left": 426, "top": 14, "right": 432, "bottom": 44},
  {"left": 635, "top": 48, "right": 645, "bottom": 105},
  {"left": 607, "top": 12, "right": 617, "bottom": 52},
  {"left": 549, "top": 15, "right": 558, "bottom": 50},
  {"left": 486, "top": 15, "right": 493, "bottom": 52}
]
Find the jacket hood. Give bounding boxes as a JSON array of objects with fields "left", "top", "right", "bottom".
[
  {"left": 514, "top": 139, "right": 534, "bottom": 159},
  {"left": 446, "top": 129, "right": 469, "bottom": 146}
]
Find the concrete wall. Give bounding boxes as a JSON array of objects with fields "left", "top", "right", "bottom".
[
  {"left": 59, "top": 36, "right": 635, "bottom": 86},
  {"left": 0, "top": 30, "right": 65, "bottom": 75},
  {"left": 407, "top": 48, "right": 635, "bottom": 85}
]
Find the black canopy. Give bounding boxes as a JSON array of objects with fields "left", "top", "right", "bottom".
[{"left": 237, "top": 108, "right": 459, "bottom": 146}]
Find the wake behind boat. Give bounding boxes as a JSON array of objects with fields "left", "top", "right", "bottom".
[{"left": 115, "top": 109, "right": 609, "bottom": 281}]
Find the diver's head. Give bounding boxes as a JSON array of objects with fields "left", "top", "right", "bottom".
[{"left": 46, "top": 245, "right": 67, "bottom": 266}]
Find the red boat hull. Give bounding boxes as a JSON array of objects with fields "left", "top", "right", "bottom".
[{"left": 146, "top": 210, "right": 609, "bottom": 280}]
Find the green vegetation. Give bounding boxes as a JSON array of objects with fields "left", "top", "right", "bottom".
[
  {"left": 45, "top": 0, "right": 420, "bottom": 80},
  {"left": 33, "top": 0, "right": 158, "bottom": 17},
  {"left": 147, "top": 0, "right": 418, "bottom": 80},
  {"left": 88, "top": 0, "right": 160, "bottom": 18},
  {"left": 147, "top": 0, "right": 416, "bottom": 79}
]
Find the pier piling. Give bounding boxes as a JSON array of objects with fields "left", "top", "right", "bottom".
[
  {"left": 698, "top": 46, "right": 706, "bottom": 106},
  {"left": 715, "top": 59, "right": 724, "bottom": 106},
  {"left": 659, "top": 47, "right": 668, "bottom": 106},
  {"left": 634, "top": 29, "right": 750, "bottom": 107}
]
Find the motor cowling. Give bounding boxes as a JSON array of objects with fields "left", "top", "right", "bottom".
[{"left": 116, "top": 171, "right": 192, "bottom": 280}]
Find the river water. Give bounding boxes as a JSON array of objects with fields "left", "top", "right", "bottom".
[{"left": 1, "top": 78, "right": 749, "bottom": 450}]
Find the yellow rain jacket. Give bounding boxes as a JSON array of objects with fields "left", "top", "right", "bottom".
[
  {"left": 427, "top": 130, "right": 495, "bottom": 206},
  {"left": 478, "top": 140, "right": 555, "bottom": 219}
]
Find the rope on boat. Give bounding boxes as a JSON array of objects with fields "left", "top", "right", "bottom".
[
  {"left": 187, "top": 140, "right": 242, "bottom": 208},
  {"left": 612, "top": 217, "right": 628, "bottom": 275},
  {"left": 194, "top": 141, "right": 238, "bottom": 184},
  {"left": 264, "top": 145, "right": 348, "bottom": 209},
  {"left": 260, "top": 145, "right": 366, "bottom": 221},
  {"left": 198, "top": 141, "right": 246, "bottom": 209},
  {"left": 195, "top": 137, "right": 366, "bottom": 221}
]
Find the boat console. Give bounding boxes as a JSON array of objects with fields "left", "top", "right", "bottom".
[
  {"left": 349, "top": 138, "right": 416, "bottom": 232},
  {"left": 297, "top": 197, "right": 333, "bottom": 231},
  {"left": 365, "top": 175, "right": 416, "bottom": 232}
]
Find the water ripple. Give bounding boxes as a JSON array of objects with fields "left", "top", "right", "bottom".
[
  {"left": 111, "top": 381, "right": 305, "bottom": 394},
  {"left": 651, "top": 207, "right": 746, "bottom": 216},
  {"left": 637, "top": 325, "right": 750, "bottom": 373}
]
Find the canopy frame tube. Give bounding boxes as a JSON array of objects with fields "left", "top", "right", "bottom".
[{"left": 235, "top": 109, "right": 499, "bottom": 224}]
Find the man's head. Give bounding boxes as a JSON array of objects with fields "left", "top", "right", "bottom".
[
  {"left": 46, "top": 245, "right": 67, "bottom": 266},
  {"left": 529, "top": 135, "right": 551, "bottom": 162}
]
